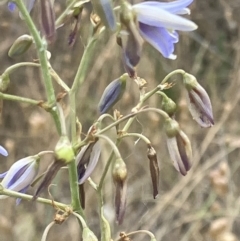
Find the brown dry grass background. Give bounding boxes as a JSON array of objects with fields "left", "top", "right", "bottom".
[{"left": 1, "top": 0, "right": 240, "bottom": 241}]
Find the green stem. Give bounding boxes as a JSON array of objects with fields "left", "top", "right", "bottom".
[
  {"left": 120, "top": 133, "right": 151, "bottom": 145},
  {"left": 160, "top": 69, "right": 185, "bottom": 84},
  {"left": 0, "top": 188, "right": 67, "bottom": 210},
  {"left": 15, "top": 0, "right": 61, "bottom": 134},
  {"left": 67, "top": 161, "right": 85, "bottom": 217},
  {"left": 0, "top": 92, "right": 42, "bottom": 106},
  {"left": 4, "top": 62, "right": 40, "bottom": 74},
  {"left": 70, "top": 36, "right": 97, "bottom": 95}
]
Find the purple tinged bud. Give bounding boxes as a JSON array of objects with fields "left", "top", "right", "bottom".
[
  {"left": 165, "top": 118, "right": 192, "bottom": 176},
  {"left": 8, "top": 2, "right": 16, "bottom": 12},
  {"left": 0, "top": 155, "right": 39, "bottom": 203},
  {"left": 147, "top": 145, "right": 159, "bottom": 199},
  {"left": 8, "top": 35, "right": 33, "bottom": 58},
  {"left": 98, "top": 73, "right": 128, "bottom": 114},
  {"left": 76, "top": 140, "right": 101, "bottom": 184},
  {"left": 39, "top": 0, "right": 56, "bottom": 43},
  {"left": 183, "top": 73, "right": 214, "bottom": 128},
  {"left": 91, "top": 0, "right": 116, "bottom": 31},
  {"left": 112, "top": 158, "right": 127, "bottom": 224},
  {"left": 0, "top": 146, "right": 8, "bottom": 157}
]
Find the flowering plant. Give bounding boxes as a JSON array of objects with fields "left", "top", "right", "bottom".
[{"left": 0, "top": 0, "right": 217, "bottom": 240}]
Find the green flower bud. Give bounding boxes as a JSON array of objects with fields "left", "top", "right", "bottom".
[
  {"left": 98, "top": 73, "right": 128, "bottom": 114},
  {"left": 161, "top": 94, "right": 177, "bottom": 117},
  {"left": 55, "top": 136, "right": 75, "bottom": 164},
  {"left": 8, "top": 35, "right": 33, "bottom": 58},
  {"left": 0, "top": 73, "right": 10, "bottom": 92},
  {"left": 164, "top": 118, "right": 180, "bottom": 138},
  {"left": 82, "top": 227, "right": 98, "bottom": 241}
]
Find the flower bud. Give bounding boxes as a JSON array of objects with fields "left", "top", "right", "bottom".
[
  {"left": 82, "top": 227, "right": 98, "bottom": 241},
  {"left": 55, "top": 136, "right": 75, "bottom": 164},
  {"left": 91, "top": 0, "right": 116, "bottom": 31},
  {"left": 39, "top": 0, "right": 56, "bottom": 43},
  {"left": 112, "top": 158, "right": 127, "bottom": 224},
  {"left": 0, "top": 155, "right": 39, "bottom": 204},
  {"left": 0, "top": 73, "right": 10, "bottom": 92},
  {"left": 8, "top": 35, "right": 33, "bottom": 58},
  {"left": 147, "top": 145, "right": 159, "bottom": 199},
  {"left": 161, "top": 94, "right": 177, "bottom": 117},
  {"left": 98, "top": 74, "right": 128, "bottom": 114},
  {"left": 183, "top": 73, "right": 214, "bottom": 128},
  {"left": 165, "top": 119, "right": 192, "bottom": 176},
  {"left": 164, "top": 118, "right": 180, "bottom": 138}
]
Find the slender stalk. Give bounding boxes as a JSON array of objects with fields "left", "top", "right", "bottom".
[
  {"left": 4, "top": 62, "right": 40, "bottom": 74},
  {"left": 160, "top": 69, "right": 185, "bottom": 84},
  {"left": 0, "top": 188, "right": 67, "bottom": 210},
  {"left": 14, "top": 0, "right": 61, "bottom": 134},
  {"left": 0, "top": 92, "right": 41, "bottom": 106},
  {"left": 120, "top": 133, "right": 151, "bottom": 145}
]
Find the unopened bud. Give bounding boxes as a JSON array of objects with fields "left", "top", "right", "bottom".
[
  {"left": 82, "top": 227, "right": 98, "bottom": 241},
  {"left": 147, "top": 146, "right": 159, "bottom": 199},
  {"left": 0, "top": 73, "right": 10, "bottom": 92},
  {"left": 55, "top": 136, "right": 74, "bottom": 164},
  {"left": 98, "top": 74, "right": 128, "bottom": 114},
  {"left": 8, "top": 35, "right": 33, "bottom": 58},
  {"left": 112, "top": 158, "right": 127, "bottom": 224},
  {"left": 164, "top": 118, "right": 180, "bottom": 138},
  {"left": 161, "top": 94, "right": 177, "bottom": 117},
  {"left": 183, "top": 73, "right": 214, "bottom": 128}
]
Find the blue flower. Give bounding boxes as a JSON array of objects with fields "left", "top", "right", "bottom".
[
  {"left": 0, "top": 156, "right": 39, "bottom": 204},
  {"left": 132, "top": 0, "right": 197, "bottom": 59},
  {"left": 0, "top": 146, "right": 8, "bottom": 157},
  {"left": 8, "top": 0, "right": 36, "bottom": 15}
]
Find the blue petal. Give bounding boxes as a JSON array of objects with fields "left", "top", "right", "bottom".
[
  {"left": 133, "top": 3, "right": 197, "bottom": 31},
  {"left": 139, "top": 23, "right": 178, "bottom": 59},
  {"left": 8, "top": 2, "right": 16, "bottom": 12},
  {"left": 0, "top": 171, "right": 8, "bottom": 179},
  {"left": 134, "top": 0, "right": 194, "bottom": 13},
  {"left": 16, "top": 186, "right": 29, "bottom": 205},
  {"left": 0, "top": 146, "right": 8, "bottom": 157},
  {"left": 100, "top": 0, "right": 116, "bottom": 31}
]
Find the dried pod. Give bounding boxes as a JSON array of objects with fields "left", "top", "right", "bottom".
[
  {"left": 98, "top": 74, "right": 128, "bottom": 114},
  {"left": 8, "top": 35, "right": 33, "bottom": 58},
  {"left": 165, "top": 118, "right": 192, "bottom": 176},
  {"left": 39, "top": 0, "right": 56, "bottom": 43},
  {"left": 147, "top": 145, "right": 159, "bottom": 199},
  {"left": 112, "top": 158, "right": 127, "bottom": 224},
  {"left": 183, "top": 73, "right": 214, "bottom": 128},
  {"left": 91, "top": 0, "right": 116, "bottom": 31}
]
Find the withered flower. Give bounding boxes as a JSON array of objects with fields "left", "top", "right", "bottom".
[
  {"left": 39, "top": 0, "right": 56, "bottom": 43},
  {"left": 183, "top": 73, "right": 214, "bottom": 128},
  {"left": 112, "top": 158, "right": 127, "bottom": 225},
  {"left": 165, "top": 118, "right": 192, "bottom": 176},
  {"left": 147, "top": 145, "right": 159, "bottom": 199},
  {"left": 76, "top": 140, "right": 101, "bottom": 184},
  {"left": 33, "top": 136, "right": 74, "bottom": 200}
]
